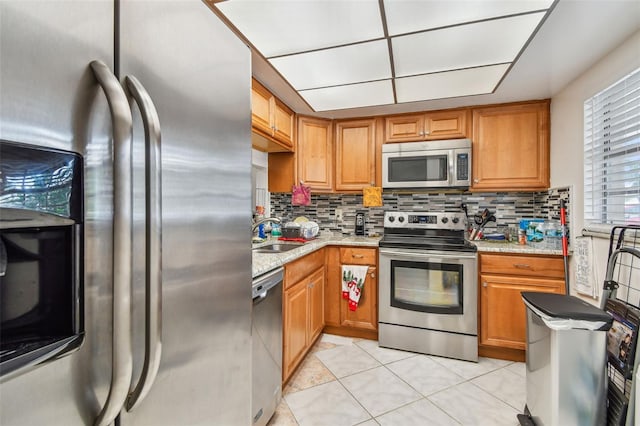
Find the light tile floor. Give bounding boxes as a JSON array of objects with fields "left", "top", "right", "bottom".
[{"left": 269, "top": 334, "right": 526, "bottom": 426}]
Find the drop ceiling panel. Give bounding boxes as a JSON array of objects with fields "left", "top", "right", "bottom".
[
  {"left": 395, "top": 64, "right": 511, "bottom": 102},
  {"left": 299, "top": 80, "right": 394, "bottom": 111},
  {"left": 384, "top": 0, "right": 555, "bottom": 35},
  {"left": 393, "top": 12, "right": 546, "bottom": 77},
  {"left": 215, "top": 0, "right": 384, "bottom": 58},
  {"left": 269, "top": 40, "right": 391, "bottom": 90}
]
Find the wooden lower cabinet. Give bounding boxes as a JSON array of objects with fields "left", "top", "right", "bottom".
[
  {"left": 282, "top": 258, "right": 325, "bottom": 383},
  {"left": 324, "top": 247, "right": 378, "bottom": 340},
  {"left": 478, "top": 253, "right": 565, "bottom": 361},
  {"left": 283, "top": 280, "right": 308, "bottom": 379}
]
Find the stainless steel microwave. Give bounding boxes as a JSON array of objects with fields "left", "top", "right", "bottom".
[{"left": 382, "top": 139, "right": 471, "bottom": 190}]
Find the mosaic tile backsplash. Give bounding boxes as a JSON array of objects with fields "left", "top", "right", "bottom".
[{"left": 270, "top": 187, "right": 571, "bottom": 238}]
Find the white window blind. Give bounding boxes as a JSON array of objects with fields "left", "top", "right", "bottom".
[{"left": 584, "top": 67, "right": 640, "bottom": 225}]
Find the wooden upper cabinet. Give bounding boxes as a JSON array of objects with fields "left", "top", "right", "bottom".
[
  {"left": 297, "top": 116, "right": 333, "bottom": 192},
  {"left": 251, "top": 80, "right": 274, "bottom": 136},
  {"left": 272, "top": 97, "right": 295, "bottom": 146},
  {"left": 385, "top": 109, "right": 468, "bottom": 143},
  {"left": 471, "top": 101, "right": 550, "bottom": 192},
  {"left": 335, "top": 119, "right": 376, "bottom": 191},
  {"left": 251, "top": 79, "right": 295, "bottom": 152}
]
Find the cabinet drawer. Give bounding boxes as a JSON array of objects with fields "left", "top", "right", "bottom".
[
  {"left": 340, "top": 247, "right": 377, "bottom": 265},
  {"left": 480, "top": 253, "right": 564, "bottom": 279},
  {"left": 285, "top": 249, "right": 325, "bottom": 289}
]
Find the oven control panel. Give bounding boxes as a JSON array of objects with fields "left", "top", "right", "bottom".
[{"left": 384, "top": 211, "right": 466, "bottom": 230}]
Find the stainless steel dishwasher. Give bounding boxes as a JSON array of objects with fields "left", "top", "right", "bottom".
[{"left": 252, "top": 267, "right": 283, "bottom": 426}]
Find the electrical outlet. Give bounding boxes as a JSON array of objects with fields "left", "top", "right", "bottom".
[{"left": 335, "top": 208, "right": 343, "bottom": 222}]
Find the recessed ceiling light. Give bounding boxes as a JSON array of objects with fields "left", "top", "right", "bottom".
[
  {"left": 216, "top": 0, "right": 383, "bottom": 57},
  {"left": 384, "top": 0, "right": 555, "bottom": 35},
  {"left": 395, "top": 64, "right": 511, "bottom": 103},
  {"left": 213, "top": 0, "right": 555, "bottom": 111},
  {"left": 269, "top": 40, "right": 391, "bottom": 90},
  {"left": 392, "top": 12, "right": 547, "bottom": 77},
  {"left": 299, "top": 80, "right": 394, "bottom": 111}
]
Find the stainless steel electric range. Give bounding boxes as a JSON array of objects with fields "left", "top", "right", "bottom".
[{"left": 378, "top": 211, "right": 478, "bottom": 362}]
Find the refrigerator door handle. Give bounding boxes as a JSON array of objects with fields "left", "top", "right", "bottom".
[
  {"left": 90, "top": 60, "right": 134, "bottom": 426},
  {"left": 123, "top": 75, "right": 163, "bottom": 412}
]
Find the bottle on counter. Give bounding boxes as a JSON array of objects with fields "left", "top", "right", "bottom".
[{"left": 518, "top": 229, "right": 527, "bottom": 245}]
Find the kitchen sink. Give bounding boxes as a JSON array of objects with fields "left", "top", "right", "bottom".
[{"left": 252, "top": 242, "right": 304, "bottom": 254}]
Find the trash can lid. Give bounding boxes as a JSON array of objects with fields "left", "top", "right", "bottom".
[{"left": 521, "top": 292, "right": 613, "bottom": 324}]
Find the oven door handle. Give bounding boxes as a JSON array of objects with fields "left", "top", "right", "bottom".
[{"left": 379, "top": 248, "right": 476, "bottom": 260}]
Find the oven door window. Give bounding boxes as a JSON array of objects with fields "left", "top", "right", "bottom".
[
  {"left": 390, "top": 260, "right": 463, "bottom": 314},
  {"left": 388, "top": 155, "right": 447, "bottom": 182}
]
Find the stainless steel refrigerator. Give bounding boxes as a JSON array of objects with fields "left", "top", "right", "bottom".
[{"left": 0, "top": 1, "right": 252, "bottom": 425}]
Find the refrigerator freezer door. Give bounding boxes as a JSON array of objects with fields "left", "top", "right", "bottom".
[
  {"left": 118, "top": 1, "right": 252, "bottom": 425},
  {"left": 0, "top": 1, "right": 120, "bottom": 425}
]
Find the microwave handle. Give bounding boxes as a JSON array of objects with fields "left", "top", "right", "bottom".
[
  {"left": 90, "top": 60, "right": 134, "bottom": 426},
  {"left": 448, "top": 150, "right": 455, "bottom": 186},
  {"left": 123, "top": 75, "right": 163, "bottom": 412}
]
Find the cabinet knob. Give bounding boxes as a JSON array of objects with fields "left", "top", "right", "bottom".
[
  {"left": 483, "top": 282, "right": 487, "bottom": 287},
  {"left": 309, "top": 283, "right": 314, "bottom": 288},
  {"left": 473, "top": 178, "right": 479, "bottom": 183},
  {"left": 352, "top": 254, "right": 364, "bottom": 259},
  {"left": 370, "top": 272, "right": 376, "bottom": 278}
]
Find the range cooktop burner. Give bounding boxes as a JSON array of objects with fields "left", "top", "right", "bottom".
[{"left": 380, "top": 211, "right": 476, "bottom": 252}]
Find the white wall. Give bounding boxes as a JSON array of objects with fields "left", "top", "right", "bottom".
[{"left": 550, "top": 30, "right": 640, "bottom": 302}]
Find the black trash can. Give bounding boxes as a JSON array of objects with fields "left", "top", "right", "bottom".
[{"left": 520, "top": 292, "right": 613, "bottom": 426}]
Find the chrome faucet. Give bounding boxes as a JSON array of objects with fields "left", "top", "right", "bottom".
[{"left": 252, "top": 217, "right": 281, "bottom": 233}]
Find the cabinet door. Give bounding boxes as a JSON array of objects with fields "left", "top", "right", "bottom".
[
  {"left": 472, "top": 101, "right": 550, "bottom": 191},
  {"left": 283, "top": 281, "right": 308, "bottom": 380},
  {"left": 324, "top": 247, "right": 342, "bottom": 327},
  {"left": 251, "top": 79, "right": 273, "bottom": 137},
  {"left": 384, "top": 114, "right": 424, "bottom": 142},
  {"left": 272, "top": 97, "right": 295, "bottom": 149},
  {"left": 297, "top": 116, "right": 333, "bottom": 192},
  {"left": 340, "top": 266, "right": 377, "bottom": 331},
  {"left": 424, "top": 109, "right": 468, "bottom": 140},
  {"left": 308, "top": 267, "right": 325, "bottom": 345},
  {"left": 480, "top": 274, "right": 564, "bottom": 350},
  {"left": 335, "top": 119, "right": 376, "bottom": 191}
]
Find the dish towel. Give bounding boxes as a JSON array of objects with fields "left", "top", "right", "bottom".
[
  {"left": 342, "top": 265, "right": 369, "bottom": 311},
  {"left": 362, "top": 186, "right": 383, "bottom": 207}
]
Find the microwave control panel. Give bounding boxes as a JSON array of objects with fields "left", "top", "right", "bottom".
[{"left": 456, "top": 153, "right": 469, "bottom": 181}]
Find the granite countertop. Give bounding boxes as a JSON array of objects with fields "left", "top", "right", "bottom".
[
  {"left": 252, "top": 235, "right": 565, "bottom": 278},
  {"left": 472, "top": 240, "right": 565, "bottom": 256},
  {"left": 252, "top": 235, "right": 381, "bottom": 278}
]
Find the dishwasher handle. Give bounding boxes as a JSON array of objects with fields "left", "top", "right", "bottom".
[{"left": 252, "top": 268, "right": 284, "bottom": 300}]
